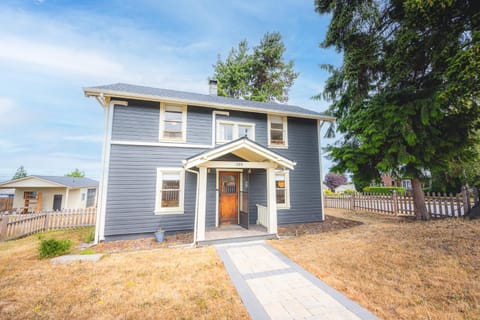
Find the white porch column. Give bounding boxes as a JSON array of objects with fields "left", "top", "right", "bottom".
[
  {"left": 197, "top": 166, "right": 207, "bottom": 241},
  {"left": 266, "top": 167, "right": 278, "bottom": 234}
]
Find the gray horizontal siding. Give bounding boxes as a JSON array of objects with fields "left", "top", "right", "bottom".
[
  {"left": 206, "top": 171, "right": 216, "bottom": 227},
  {"left": 105, "top": 145, "right": 208, "bottom": 237},
  {"left": 275, "top": 117, "right": 323, "bottom": 224},
  {"left": 111, "top": 99, "right": 160, "bottom": 142},
  {"left": 248, "top": 170, "right": 266, "bottom": 225},
  {"left": 187, "top": 106, "right": 212, "bottom": 145}
]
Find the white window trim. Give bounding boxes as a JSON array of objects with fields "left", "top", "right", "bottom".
[
  {"left": 155, "top": 167, "right": 185, "bottom": 214},
  {"left": 268, "top": 114, "right": 288, "bottom": 148},
  {"left": 276, "top": 170, "right": 290, "bottom": 209},
  {"left": 216, "top": 120, "right": 256, "bottom": 144},
  {"left": 159, "top": 102, "right": 187, "bottom": 142}
]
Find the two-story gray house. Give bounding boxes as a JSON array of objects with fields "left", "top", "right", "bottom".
[{"left": 84, "top": 81, "right": 334, "bottom": 243}]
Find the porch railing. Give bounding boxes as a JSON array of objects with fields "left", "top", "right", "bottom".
[{"left": 256, "top": 204, "right": 269, "bottom": 228}]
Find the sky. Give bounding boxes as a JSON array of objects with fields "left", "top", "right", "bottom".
[{"left": 0, "top": 0, "right": 341, "bottom": 182}]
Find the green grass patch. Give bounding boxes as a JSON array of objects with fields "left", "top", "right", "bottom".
[{"left": 80, "top": 248, "right": 96, "bottom": 255}]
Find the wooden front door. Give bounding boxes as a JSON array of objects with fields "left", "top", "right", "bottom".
[{"left": 219, "top": 171, "right": 239, "bottom": 225}]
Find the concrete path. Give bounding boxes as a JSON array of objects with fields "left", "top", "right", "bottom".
[
  {"left": 51, "top": 254, "right": 103, "bottom": 264},
  {"left": 216, "top": 241, "right": 377, "bottom": 320}
]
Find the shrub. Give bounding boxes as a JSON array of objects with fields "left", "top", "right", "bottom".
[
  {"left": 343, "top": 189, "right": 356, "bottom": 195},
  {"left": 323, "top": 188, "right": 334, "bottom": 195},
  {"left": 85, "top": 231, "right": 95, "bottom": 243},
  {"left": 39, "top": 239, "right": 72, "bottom": 259},
  {"left": 363, "top": 186, "right": 406, "bottom": 195}
]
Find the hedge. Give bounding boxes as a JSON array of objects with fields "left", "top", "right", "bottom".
[{"left": 363, "top": 186, "right": 406, "bottom": 195}]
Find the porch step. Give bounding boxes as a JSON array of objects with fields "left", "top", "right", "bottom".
[{"left": 197, "top": 233, "right": 277, "bottom": 247}]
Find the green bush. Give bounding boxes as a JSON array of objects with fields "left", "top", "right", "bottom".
[
  {"left": 343, "top": 189, "right": 356, "bottom": 195},
  {"left": 85, "top": 231, "right": 95, "bottom": 243},
  {"left": 363, "top": 186, "right": 406, "bottom": 195},
  {"left": 323, "top": 188, "right": 334, "bottom": 195},
  {"left": 39, "top": 239, "right": 72, "bottom": 259}
]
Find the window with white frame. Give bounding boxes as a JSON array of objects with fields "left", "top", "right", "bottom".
[
  {"left": 275, "top": 170, "right": 290, "bottom": 209},
  {"left": 155, "top": 168, "right": 185, "bottom": 213},
  {"left": 216, "top": 120, "right": 255, "bottom": 143},
  {"left": 159, "top": 103, "right": 187, "bottom": 142},
  {"left": 268, "top": 115, "right": 288, "bottom": 148}
]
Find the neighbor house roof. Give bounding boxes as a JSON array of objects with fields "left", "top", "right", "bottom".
[
  {"left": 0, "top": 175, "right": 99, "bottom": 189},
  {"left": 83, "top": 83, "right": 336, "bottom": 121}
]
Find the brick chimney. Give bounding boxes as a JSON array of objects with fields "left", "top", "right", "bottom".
[{"left": 209, "top": 79, "right": 218, "bottom": 96}]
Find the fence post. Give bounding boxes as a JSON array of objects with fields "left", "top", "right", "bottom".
[
  {"left": 392, "top": 190, "right": 398, "bottom": 215},
  {"left": 0, "top": 215, "right": 9, "bottom": 241},
  {"left": 350, "top": 193, "right": 355, "bottom": 211},
  {"left": 43, "top": 212, "right": 50, "bottom": 232},
  {"left": 462, "top": 186, "right": 470, "bottom": 215}
]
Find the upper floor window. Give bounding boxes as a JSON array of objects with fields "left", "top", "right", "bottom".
[
  {"left": 216, "top": 120, "right": 255, "bottom": 144},
  {"left": 159, "top": 103, "right": 187, "bottom": 142},
  {"left": 155, "top": 168, "right": 185, "bottom": 214},
  {"left": 268, "top": 115, "right": 288, "bottom": 148}
]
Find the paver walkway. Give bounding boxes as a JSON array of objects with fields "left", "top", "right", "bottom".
[{"left": 216, "top": 241, "right": 377, "bottom": 320}]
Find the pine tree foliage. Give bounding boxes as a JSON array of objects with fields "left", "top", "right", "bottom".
[
  {"left": 213, "top": 32, "right": 299, "bottom": 103},
  {"left": 315, "top": 0, "right": 480, "bottom": 219}
]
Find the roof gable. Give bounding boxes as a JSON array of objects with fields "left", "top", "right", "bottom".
[
  {"left": 0, "top": 176, "right": 99, "bottom": 188},
  {"left": 84, "top": 83, "right": 335, "bottom": 121},
  {"left": 184, "top": 138, "right": 296, "bottom": 170}
]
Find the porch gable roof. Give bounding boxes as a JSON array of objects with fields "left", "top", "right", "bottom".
[{"left": 183, "top": 137, "right": 296, "bottom": 170}]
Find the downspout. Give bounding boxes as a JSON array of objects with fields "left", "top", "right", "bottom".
[
  {"left": 185, "top": 167, "right": 200, "bottom": 247},
  {"left": 318, "top": 120, "right": 326, "bottom": 221}
]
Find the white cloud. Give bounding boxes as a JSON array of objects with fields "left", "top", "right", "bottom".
[{"left": 0, "top": 37, "right": 125, "bottom": 78}]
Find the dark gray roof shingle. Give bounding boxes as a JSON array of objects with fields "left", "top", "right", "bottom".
[
  {"left": 84, "top": 83, "right": 333, "bottom": 119},
  {"left": 33, "top": 176, "right": 99, "bottom": 188}
]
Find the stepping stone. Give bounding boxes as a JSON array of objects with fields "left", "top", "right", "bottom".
[{"left": 51, "top": 254, "right": 103, "bottom": 264}]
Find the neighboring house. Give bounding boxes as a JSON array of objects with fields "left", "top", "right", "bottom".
[
  {"left": 83, "top": 82, "right": 335, "bottom": 242},
  {"left": 380, "top": 174, "right": 430, "bottom": 190},
  {"left": 0, "top": 189, "right": 14, "bottom": 198},
  {"left": 334, "top": 184, "right": 356, "bottom": 193},
  {"left": 0, "top": 176, "right": 98, "bottom": 213}
]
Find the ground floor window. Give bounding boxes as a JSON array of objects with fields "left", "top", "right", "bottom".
[
  {"left": 86, "top": 188, "right": 96, "bottom": 207},
  {"left": 275, "top": 170, "right": 290, "bottom": 209},
  {"left": 155, "top": 168, "right": 185, "bottom": 214}
]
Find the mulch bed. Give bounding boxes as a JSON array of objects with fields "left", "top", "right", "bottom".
[
  {"left": 277, "top": 214, "right": 363, "bottom": 237},
  {"left": 93, "top": 232, "right": 193, "bottom": 253},
  {"left": 93, "top": 215, "right": 361, "bottom": 253}
]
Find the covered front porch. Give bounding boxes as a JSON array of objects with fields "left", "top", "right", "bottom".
[{"left": 183, "top": 137, "right": 295, "bottom": 244}]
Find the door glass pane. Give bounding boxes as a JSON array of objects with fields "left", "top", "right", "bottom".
[{"left": 222, "top": 175, "right": 236, "bottom": 193}]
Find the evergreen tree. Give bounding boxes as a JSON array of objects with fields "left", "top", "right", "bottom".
[
  {"left": 12, "top": 165, "right": 27, "bottom": 180},
  {"left": 315, "top": 0, "right": 480, "bottom": 219},
  {"left": 213, "top": 32, "right": 299, "bottom": 103}
]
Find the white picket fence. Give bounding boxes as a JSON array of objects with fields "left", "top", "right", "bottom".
[
  {"left": 325, "top": 190, "right": 477, "bottom": 217},
  {"left": 0, "top": 208, "right": 96, "bottom": 241}
]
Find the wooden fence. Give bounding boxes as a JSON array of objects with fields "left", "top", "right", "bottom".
[
  {"left": 0, "top": 208, "right": 96, "bottom": 241},
  {"left": 324, "top": 190, "right": 478, "bottom": 217},
  {"left": 0, "top": 198, "right": 13, "bottom": 212}
]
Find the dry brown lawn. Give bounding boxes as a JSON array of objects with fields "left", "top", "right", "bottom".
[
  {"left": 0, "top": 228, "right": 248, "bottom": 320},
  {"left": 270, "top": 209, "right": 480, "bottom": 320}
]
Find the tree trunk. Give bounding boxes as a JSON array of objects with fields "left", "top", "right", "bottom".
[{"left": 412, "top": 177, "right": 429, "bottom": 220}]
